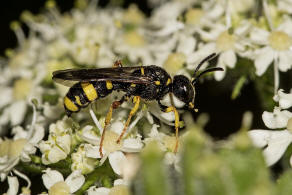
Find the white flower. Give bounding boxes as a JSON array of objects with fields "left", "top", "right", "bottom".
[
  {"left": 251, "top": 17, "right": 292, "bottom": 76},
  {"left": 193, "top": 20, "right": 251, "bottom": 81},
  {"left": 262, "top": 107, "right": 292, "bottom": 129},
  {"left": 249, "top": 93, "right": 292, "bottom": 166},
  {"left": 42, "top": 169, "right": 85, "bottom": 195},
  {"left": 273, "top": 89, "right": 292, "bottom": 109},
  {"left": 248, "top": 129, "right": 292, "bottom": 166},
  {"left": 0, "top": 124, "right": 44, "bottom": 181},
  {"left": 5, "top": 176, "right": 19, "bottom": 195},
  {"left": 39, "top": 118, "right": 72, "bottom": 165},
  {"left": 71, "top": 144, "right": 98, "bottom": 174},
  {"left": 87, "top": 179, "right": 129, "bottom": 195},
  {"left": 80, "top": 119, "right": 143, "bottom": 175}
]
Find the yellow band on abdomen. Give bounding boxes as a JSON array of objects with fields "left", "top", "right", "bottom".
[
  {"left": 81, "top": 82, "right": 98, "bottom": 101},
  {"left": 64, "top": 96, "right": 79, "bottom": 112}
]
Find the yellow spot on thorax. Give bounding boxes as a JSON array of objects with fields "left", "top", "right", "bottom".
[
  {"left": 64, "top": 96, "right": 78, "bottom": 112},
  {"left": 106, "top": 80, "right": 113, "bottom": 90},
  {"left": 166, "top": 78, "right": 172, "bottom": 86},
  {"left": 141, "top": 67, "right": 145, "bottom": 75},
  {"left": 216, "top": 31, "right": 235, "bottom": 51},
  {"left": 268, "top": 31, "right": 292, "bottom": 51},
  {"left": 155, "top": 81, "right": 160, "bottom": 85},
  {"left": 81, "top": 82, "right": 98, "bottom": 101},
  {"left": 131, "top": 83, "right": 136, "bottom": 87}
]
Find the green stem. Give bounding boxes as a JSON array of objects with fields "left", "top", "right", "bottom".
[{"left": 75, "top": 160, "right": 116, "bottom": 195}]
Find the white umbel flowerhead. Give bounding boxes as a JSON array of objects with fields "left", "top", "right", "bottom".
[
  {"left": 0, "top": 125, "right": 44, "bottom": 181},
  {"left": 250, "top": 17, "right": 292, "bottom": 76},
  {"left": 42, "top": 168, "right": 85, "bottom": 195}
]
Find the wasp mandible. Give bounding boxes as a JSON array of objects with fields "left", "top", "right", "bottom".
[{"left": 53, "top": 53, "right": 223, "bottom": 157}]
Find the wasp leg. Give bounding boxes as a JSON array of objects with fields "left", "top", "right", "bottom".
[
  {"left": 113, "top": 60, "right": 123, "bottom": 68},
  {"left": 164, "top": 106, "right": 180, "bottom": 153},
  {"left": 116, "top": 96, "right": 140, "bottom": 143},
  {"left": 99, "top": 95, "right": 128, "bottom": 157}
]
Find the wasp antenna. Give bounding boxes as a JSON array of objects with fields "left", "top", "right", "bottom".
[
  {"left": 192, "top": 67, "right": 224, "bottom": 85},
  {"left": 193, "top": 53, "right": 217, "bottom": 77}
]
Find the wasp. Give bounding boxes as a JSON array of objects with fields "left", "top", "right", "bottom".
[{"left": 53, "top": 53, "right": 223, "bottom": 156}]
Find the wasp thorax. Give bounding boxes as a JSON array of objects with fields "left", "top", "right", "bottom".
[{"left": 172, "top": 75, "right": 195, "bottom": 105}]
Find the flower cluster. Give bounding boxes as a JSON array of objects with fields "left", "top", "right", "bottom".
[
  {"left": 1, "top": 0, "right": 292, "bottom": 194},
  {"left": 249, "top": 89, "right": 292, "bottom": 166}
]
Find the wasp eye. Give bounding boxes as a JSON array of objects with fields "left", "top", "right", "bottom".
[{"left": 173, "top": 75, "right": 194, "bottom": 104}]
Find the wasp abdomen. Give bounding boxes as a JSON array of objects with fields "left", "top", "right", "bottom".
[{"left": 64, "top": 81, "right": 113, "bottom": 116}]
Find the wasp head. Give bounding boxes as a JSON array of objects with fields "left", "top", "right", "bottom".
[
  {"left": 172, "top": 75, "right": 195, "bottom": 109},
  {"left": 173, "top": 53, "right": 224, "bottom": 111}
]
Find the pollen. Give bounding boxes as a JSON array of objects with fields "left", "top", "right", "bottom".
[
  {"left": 216, "top": 31, "right": 235, "bottom": 51},
  {"left": 185, "top": 8, "right": 204, "bottom": 25},
  {"left": 268, "top": 31, "right": 292, "bottom": 51},
  {"left": 48, "top": 181, "right": 70, "bottom": 195},
  {"left": 163, "top": 52, "right": 186, "bottom": 76},
  {"left": 124, "top": 31, "right": 145, "bottom": 47},
  {"left": 103, "top": 131, "right": 123, "bottom": 153},
  {"left": 9, "top": 139, "right": 28, "bottom": 159},
  {"left": 123, "top": 4, "right": 145, "bottom": 25},
  {"left": 162, "top": 135, "right": 177, "bottom": 152},
  {"left": 13, "top": 78, "right": 32, "bottom": 100}
]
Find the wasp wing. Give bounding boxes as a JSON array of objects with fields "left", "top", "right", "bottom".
[{"left": 52, "top": 67, "right": 151, "bottom": 87}]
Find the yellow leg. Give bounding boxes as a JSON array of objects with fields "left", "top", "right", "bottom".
[
  {"left": 165, "top": 106, "right": 180, "bottom": 153},
  {"left": 99, "top": 98, "right": 125, "bottom": 157},
  {"left": 116, "top": 96, "right": 140, "bottom": 143}
]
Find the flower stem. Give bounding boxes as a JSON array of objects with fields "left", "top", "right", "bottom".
[{"left": 75, "top": 160, "right": 116, "bottom": 195}]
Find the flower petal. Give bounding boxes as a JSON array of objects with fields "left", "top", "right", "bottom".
[
  {"left": 249, "top": 129, "right": 292, "bottom": 166},
  {"left": 6, "top": 176, "right": 19, "bottom": 195},
  {"left": 263, "top": 130, "right": 292, "bottom": 166},
  {"left": 274, "top": 89, "right": 292, "bottom": 109},
  {"left": 262, "top": 108, "right": 292, "bottom": 129},
  {"left": 42, "top": 169, "right": 64, "bottom": 190},
  {"left": 221, "top": 50, "right": 236, "bottom": 68},
  {"left": 65, "top": 170, "right": 85, "bottom": 193},
  {"left": 254, "top": 47, "right": 274, "bottom": 76},
  {"left": 84, "top": 144, "right": 101, "bottom": 158},
  {"left": 122, "top": 138, "right": 143, "bottom": 152},
  {"left": 87, "top": 186, "right": 110, "bottom": 195},
  {"left": 108, "top": 151, "right": 127, "bottom": 175},
  {"left": 278, "top": 51, "right": 292, "bottom": 72},
  {"left": 10, "top": 100, "right": 27, "bottom": 126}
]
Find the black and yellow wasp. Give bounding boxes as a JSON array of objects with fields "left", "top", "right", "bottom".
[{"left": 53, "top": 53, "right": 223, "bottom": 156}]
